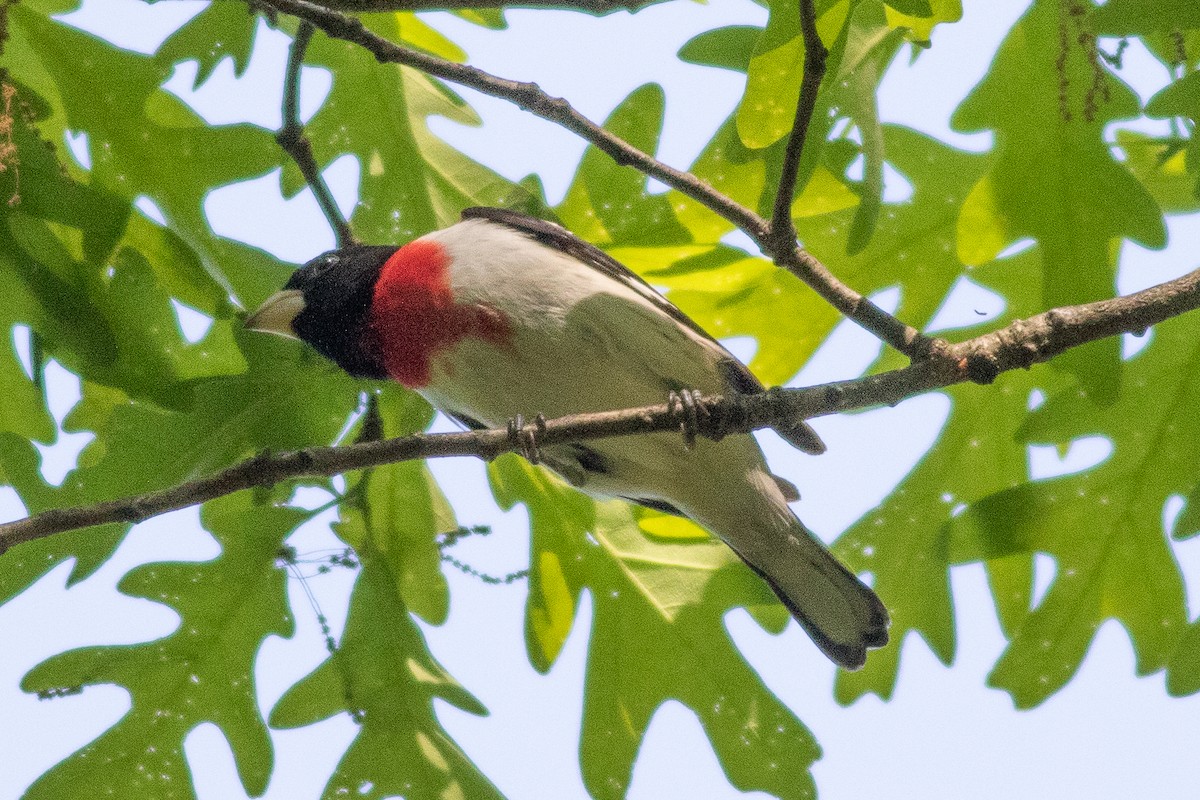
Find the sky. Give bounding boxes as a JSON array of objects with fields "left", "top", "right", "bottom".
[{"left": 2, "top": 0, "right": 1200, "bottom": 798}]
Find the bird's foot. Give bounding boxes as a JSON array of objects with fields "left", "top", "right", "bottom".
[
  {"left": 667, "top": 389, "right": 708, "bottom": 451},
  {"left": 506, "top": 413, "right": 547, "bottom": 465}
]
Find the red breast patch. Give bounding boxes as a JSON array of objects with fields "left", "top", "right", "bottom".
[{"left": 369, "top": 239, "right": 512, "bottom": 388}]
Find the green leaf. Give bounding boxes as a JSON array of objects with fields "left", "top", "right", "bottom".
[
  {"left": 834, "top": 371, "right": 1045, "bottom": 702},
  {"left": 451, "top": 8, "right": 508, "bottom": 30},
  {"left": 1146, "top": 70, "right": 1200, "bottom": 120},
  {"left": 62, "top": 345, "right": 362, "bottom": 503},
  {"left": 487, "top": 455, "right": 594, "bottom": 670},
  {"left": 333, "top": 388, "right": 453, "bottom": 625},
  {"left": 1175, "top": 486, "right": 1200, "bottom": 542},
  {"left": 270, "top": 551, "right": 500, "bottom": 800},
  {"left": 661, "top": 127, "right": 988, "bottom": 387},
  {"left": 840, "top": 23, "right": 905, "bottom": 254},
  {"left": 0, "top": 81, "right": 129, "bottom": 264},
  {"left": 726, "top": 0, "right": 909, "bottom": 249},
  {"left": 951, "top": 0, "right": 1165, "bottom": 402},
  {"left": 1145, "top": 72, "right": 1200, "bottom": 202},
  {"left": 834, "top": 246, "right": 1057, "bottom": 702},
  {"left": 1092, "top": 0, "right": 1200, "bottom": 35},
  {"left": 1116, "top": 130, "right": 1200, "bottom": 214},
  {"left": 0, "top": 433, "right": 127, "bottom": 602},
  {"left": 5, "top": 6, "right": 281, "bottom": 302},
  {"left": 556, "top": 83, "right": 692, "bottom": 247},
  {"left": 21, "top": 494, "right": 301, "bottom": 799},
  {"left": 1168, "top": 620, "right": 1200, "bottom": 696},
  {"left": 736, "top": 0, "right": 852, "bottom": 150},
  {"left": 678, "top": 25, "right": 763, "bottom": 73},
  {"left": 300, "top": 14, "right": 527, "bottom": 242},
  {"left": 0, "top": 331, "right": 53, "bottom": 442},
  {"left": 154, "top": 1, "right": 260, "bottom": 87},
  {"left": 883, "top": 0, "right": 961, "bottom": 44},
  {"left": 884, "top": 0, "right": 933, "bottom": 16},
  {"left": 963, "top": 314, "right": 1197, "bottom": 707}
]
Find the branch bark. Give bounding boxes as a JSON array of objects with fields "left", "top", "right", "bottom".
[
  {"left": 769, "top": 0, "right": 826, "bottom": 254},
  {"left": 4, "top": 265, "right": 1197, "bottom": 551},
  {"left": 257, "top": 0, "right": 922, "bottom": 354},
  {"left": 276, "top": 21, "right": 356, "bottom": 248}
]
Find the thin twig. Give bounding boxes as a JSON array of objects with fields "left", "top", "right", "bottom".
[
  {"left": 778, "top": 247, "right": 930, "bottom": 355},
  {"left": 765, "top": 0, "right": 930, "bottom": 357},
  {"left": 277, "top": 21, "right": 356, "bottom": 247},
  {"left": 769, "top": 0, "right": 827, "bottom": 254},
  {"left": 258, "top": 0, "right": 925, "bottom": 355},
  {"left": 4, "top": 265, "right": 1198, "bottom": 550}
]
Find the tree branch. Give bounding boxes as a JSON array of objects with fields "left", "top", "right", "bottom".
[
  {"left": 276, "top": 21, "right": 356, "bottom": 248},
  {"left": 777, "top": 247, "right": 931, "bottom": 355},
  {"left": 257, "top": 0, "right": 924, "bottom": 355},
  {"left": 4, "top": 265, "right": 1197, "bottom": 551}
]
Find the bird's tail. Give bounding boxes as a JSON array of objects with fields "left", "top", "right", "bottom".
[
  {"left": 689, "top": 470, "right": 889, "bottom": 669},
  {"left": 736, "top": 522, "right": 889, "bottom": 669}
]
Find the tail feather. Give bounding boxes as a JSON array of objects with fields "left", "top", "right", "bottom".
[
  {"left": 738, "top": 529, "right": 889, "bottom": 669},
  {"left": 702, "top": 472, "right": 888, "bottom": 668},
  {"left": 775, "top": 419, "right": 827, "bottom": 455},
  {"left": 634, "top": 440, "right": 886, "bottom": 668}
]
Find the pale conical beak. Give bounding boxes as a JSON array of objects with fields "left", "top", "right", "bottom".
[{"left": 245, "top": 289, "right": 306, "bottom": 340}]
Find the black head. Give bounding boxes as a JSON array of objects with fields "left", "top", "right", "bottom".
[{"left": 247, "top": 245, "right": 396, "bottom": 379}]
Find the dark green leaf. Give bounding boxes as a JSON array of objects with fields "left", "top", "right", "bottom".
[
  {"left": 951, "top": 0, "right": 1165, "bottom": 401},
  {"left": 884, "top": 0, "right": 933, "bottom": 16},
  {"left": 677, "top": 25, "right": 763, "bottom": 73},
  {"left": 1092, "top": 0, "right": 1200, "bottom": 35}
]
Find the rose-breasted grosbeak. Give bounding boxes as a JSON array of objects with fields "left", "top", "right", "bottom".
[{"left": 247, "top": 207, "right": 888, "bottom": 668}]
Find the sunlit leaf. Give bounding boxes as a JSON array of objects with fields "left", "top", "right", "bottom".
[
  {"left": 490, "top": 457, "right": 821, "bottom": 799},
  {"left": 21, "top": 494, "right": 300, "bottom": 799},
  {"left": 951, "top": 0, "right": 1165, "bottom": 401},
  {"left": 270, "top": 551, "right": 499, "bottom": 800}
]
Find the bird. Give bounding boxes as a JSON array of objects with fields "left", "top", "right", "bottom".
[{"left": 246, "top": 207, "right": 888, "bottom": 668}]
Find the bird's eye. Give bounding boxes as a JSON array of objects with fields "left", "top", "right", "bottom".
[
  {"left": 308, "top": 253, "right": 340, "bottom": 277},
  {"left": 314, "top": 254, "right": 339, "bottom": 273},
  {"left": 286, "top": 251, "right": 343, "bottom": 291}
]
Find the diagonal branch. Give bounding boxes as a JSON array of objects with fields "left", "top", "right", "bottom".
[
  {"left": 4, "top": 265, "right": 1198, "bottom": 551},
  {"left": 258, "top": 0, "right": 926, "bottom": 356},
  {"left": 276, "top": 21, "right": 356, "bottom": 248},
  {"left": 778, "top": 247, "right": 930, "bottom": 355},
  {"left": 265, "top": 0, "right": 766, "bottom": 233}
]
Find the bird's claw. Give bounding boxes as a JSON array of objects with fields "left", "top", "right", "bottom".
[
  {"left": 507, "top": 413, "right": 547, "bottom": 465},
  {"left": 667, "top": 389, "right": 707, "bottom": 451}
]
